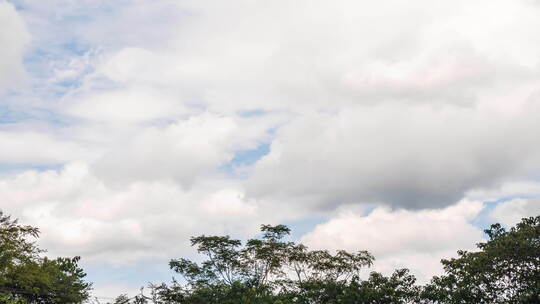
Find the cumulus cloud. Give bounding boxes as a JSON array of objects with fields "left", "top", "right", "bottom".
[
  {"left": 90, "top": 112, "right": 275, "bottom": 186},
  {"left": 490, "top": 197, "right": 540, "bottom": 227},
  {"left": 466, "top": 180, "right": 540, "bottom": 202},
  {"left": 3, "top": 0, "right": 540, "bottom": 298},
  {"left": 0, "top": 163, "right": 261, "bottom": 264},
  {"left": 0, "top": 130, "right": 93, "bottom": 166},
  {"left": 64, "top": 87, "right": 189, "bottom": 123},
  {"left": 301, "top": 200, "right": 485, "bottom": 282},
  {"left": 0, "top": 1, "right": 29, "bottom": 88},
  {"left": 247, "top": 102, "right": 540, "bottom": 209},
  {"left": 59, "top": 0, "right": 540, "bottom": 209},
  {"left": 12, "top": 0, "right": 181, "bottom": 50}
]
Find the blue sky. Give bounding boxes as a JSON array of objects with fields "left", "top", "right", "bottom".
[{"left": 1, "top": 0, "right": 540, "bottom": 298}]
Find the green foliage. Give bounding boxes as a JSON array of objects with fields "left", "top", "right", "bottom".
[
  {"left": 422, "top": 216, "right": 540, "bottom": 303},
  {"left": 7, "top": 210, "right": 537, "bottom": 304},
  {"left": 0, "top": 211, "right": 91, "bottom": 304},
  {"left": 115, "top": 217, "right": 540, "bottom": 304},
  {"left": 0, "top": 211, "right": 40, "bottom": 272},
  {"left": 127, "top": 224, "right": 394, "bottom": 304},
  {"left": 278, "top": 268, "right": 419, "bottom": 304}
]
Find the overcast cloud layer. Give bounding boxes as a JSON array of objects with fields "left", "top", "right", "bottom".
[{"left": 1, "top": 0, "right": 540, "bottom": 298}]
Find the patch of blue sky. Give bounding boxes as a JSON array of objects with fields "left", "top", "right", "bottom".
[
  {"left": 19, "top": 47, "right": 97, "bottom": 108},
  {"left": 11, "top": 0, "right": 112, "bottom": 19},
  {"left": 237, "top": 109, "right": 267, "bottom": 117},
  {"left": 230, "top": 142, "right": 270, "bottom": 166},
  {"left": 471, "top": 194, "right": 540, "bottom": 232},
  {"left": 82, "top": 259, "right": 177, "bottom": 297},
  {"left": 240, "top": 215, "right": 328, "bottom": 247},
  {"left": 9, "top": 1, "right": 23, "bottom": 11},
  {"left": 61, "top": 39, "right": 91, "bottom": 57},
  {"left": 220, "top": 142, "right": 271, "bottom": 176},
  {"left": 57, "top": 13, "right": 95, "bottom": 25},
  {"left": 24, "top": 42, "right": 93, "bottom": 79},
  {"left": 522, "top": 170, "right": 540, "bottom": 182},
  {"left": 0, "top": 105, "right": 31, "bottom": 124},
  {"left": 358, "top": 203, "right": 380, "bottom": 217},
  {"left": 15, "top": 2, "right": 98, "bottom": 95},
  {"left": 0, "top": 104, "right": 73, "bottom": 126},
  {"left": 55, "top": 78, "right": 82, "bottom": 90},
  {"left": 23, "top": 41, "right": 91, "bottom": 74},
  {"left": 0, "top": 163, "right": 63, "bottom": 175},
  {"left": 283, "top": 216, "right": 329, "bottom": 241}
]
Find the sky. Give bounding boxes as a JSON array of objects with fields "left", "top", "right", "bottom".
[{"left": 1, "top": 0, "right": 540, "bottom": 299}]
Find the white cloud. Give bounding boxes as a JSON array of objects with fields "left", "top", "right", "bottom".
[
  {"left": 0, "top": 162, "right": 262, "bottom": 264},
  {"left": 0, "top": 130, "right": 93, "bottom": 165},
  {"left": 301, "top": 200, "right": 485, "bottom": 282},
  {"left": 12, "top": 0, "right": 181, "bottom": 50},
  {"left": 466, "top": 180, "right": 540, "bottom": 202},
  {"left": 90, "top": 112, "right": 272, "bottom": 186},
  {"left": 64, "top": 87, "right": 188, "bottom": 123},
  {"left": 247, "top": 101, "right": 540, "bottom": 209},
  {"left": 54, "top": 0, "right": 540, "bottom": 210},
  {"left": 4, "top": 0, "right": 540, "bottom": 297},
  {"left": 0, "top": 1, "right": 29, "bottom": 88},
  {"left": 489, "top": 197, "right": 540, "bottom": 227}
]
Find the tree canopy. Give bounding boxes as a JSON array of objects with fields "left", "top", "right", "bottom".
[
  {"left": 422, "top": 216, "right": 540, "bottom": 303},
  {"left": 109, "top": 216, "right": 540, "bottom": 304},
  {"left": 2, "top": 210, "right": 539, "bottom": 304},
  {"left": 0, "top": 211, "right": 91, "bottom": 304}
]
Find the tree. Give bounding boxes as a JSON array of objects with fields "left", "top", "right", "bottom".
[
  {"left": 279, "top": 268, "right": 420, "bottom": 304},
  {"left": 110, "top": 216, "right": 540, "bottom": 304},
  {"left": 0, "top": 211, "right": 91, "bottom": 304},
  {"left": 163, "top": 224, "right": 375, "bottom": 303},
  {"left": 422, "top": 216, "right": 540, "bottom": 304}
]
